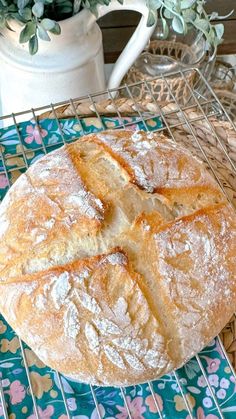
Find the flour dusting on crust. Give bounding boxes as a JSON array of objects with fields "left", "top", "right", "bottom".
[
  {"left": 64, "top": 302, "right": 80, "bottom": 339},
  {"left": 50, "top": 272, "right": 71, "bottom": 310}
]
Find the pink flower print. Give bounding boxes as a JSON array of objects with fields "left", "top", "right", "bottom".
[
  {"left": 220, "top": 378, "right": 230, "bottom": 389},
  {"left": 1, "top": 379, "right": 10, "bottom": 388},
  {"left": 145, "top": 393, "right": 163, "bottom": 413},
  {"left": 206, "top": 387, "right": 215, "bottom": 397},
  {"left": 216, "top": 388, "right": 226, "bottom": 399},
  {"left": 208, "top": 374, "right": 219, "bottom": 388},
  {"left": 187, "top": 406, "right": 219, "bottom": 419},
  {"left": 171, "top": 382, "right": 180, "bottom": 392},
  {"left": 116, "top": 396, "right": 146, "bottom": 419},
  {"left": 121, "top": 118, "right": 138, "bottom": 131},
  {"left": 0, "top": 174, "right": 8, "bottom": 188},
  {"left": 197, "top": 375, "right": 207, "bottom": 388},
  {"left": 128, "top": 124, "right": 138, "bottom": 131},
  {"left": 67, "top": 397, "right": 77, "bottom": 412},
  {"left": 203, "top": 357, "right": 220, "bottom": 374},
  {"left": 230, "top": 375, "right": 236, "bottom": 383},
  {"left": 203, "top": 397, "right": 213, "bottom": 408},
  {"left": 8, "top": 380, "right": 26, "bottom": 405},
  {"left": 25, "top": 125, "right": 47, "bottom": 145},
  {"left": 27, "top": 405, "right": 54, "bottom": 419}
]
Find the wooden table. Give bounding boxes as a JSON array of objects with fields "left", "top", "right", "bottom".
[{"left": 99, "top": 0, "right": 236, "bottom": 63}]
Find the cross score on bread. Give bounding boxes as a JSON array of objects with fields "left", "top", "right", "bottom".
[{"left": 0, "top": 130, "right": 235, "bottom": 386}]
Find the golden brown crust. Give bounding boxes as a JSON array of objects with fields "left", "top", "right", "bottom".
[{"left": 0, "top": 129, "right": 235, "bottom": 386}]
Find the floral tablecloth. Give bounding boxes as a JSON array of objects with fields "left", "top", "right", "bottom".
[{"left": 0, "top": 116, "right": 236, "bottom": 419}]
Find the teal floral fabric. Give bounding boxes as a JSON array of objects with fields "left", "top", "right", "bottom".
[{"left": 0, "top": 116, "right": 236, "bottom": 419}]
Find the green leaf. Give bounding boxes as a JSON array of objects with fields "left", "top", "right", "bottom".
[
  {"left": 184, "top": 359, "right": 200, "bottom": 379},
  {"left": 73, "top": 0, "right": 82, "bottom": 14},
  {"left": 0, "top": 16, "right": 6, "bottom": 29},
  {"left": 147, "top": 10, "right": 157, "bottom": 27},
  {"left": 37, "top": 23, "right": 51, "bottom": 41},
  {"left": 194, "top": 17, "right": 209, "bottom": 32},
  {"left": 182, "top": 9, "right": 196, "bottom": 22},
  {"left": 146, "top": 0, "right": 162, "bottom": 10},
  {"left": 19, "top": 21, "right": 36, "bottom": 43},
  {"left": 41, "top": 17, "right": 55, "bottom": 30},
  {"left": 17, "top": 0, "right": 30, "bottom": 9},
  {"left": 196, "top": 3, "right": 204, "bottom": 14},
  {"left": 29, "top": 33, "right": 38, "bottom": 54},
  {"left": 161, "top": 17, "right": 169, "bottom": 39},
  {"left": 163, "top": 9, "right": 174, "bottom": 19},
  {"left": 172, "top": 15, "right": 184, "bottom": 33},
  {"left": 49, "top": 22, "right": 61, "bottom": 35},
  {"left": 214, "top": 23, "right": 224, "bottom": 40},
  {"left": 32, "top": 2, "right": 44, "bottom": 18},
  {"left": 18, "top": 7, "right": 32, "bottom": 20},
  {"left": 181, "top": 0, "right": 196, "bottom": 9}
]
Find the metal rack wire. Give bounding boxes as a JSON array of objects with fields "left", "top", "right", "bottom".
[{"left": 0, "top": 68, "right": 236, "bottom": 419}]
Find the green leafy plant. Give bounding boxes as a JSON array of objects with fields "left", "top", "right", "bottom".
[{"left": 0, "top": 0, "right": 230, "bottom": 55}]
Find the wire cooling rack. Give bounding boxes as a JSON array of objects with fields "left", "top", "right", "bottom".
[{"left": 0, "top": 68, "right": 236, "bottom": 419}]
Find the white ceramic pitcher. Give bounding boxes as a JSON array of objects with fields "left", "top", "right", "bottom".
[{"left": 0, "top": 0, "right": 154, "bottom": 116}]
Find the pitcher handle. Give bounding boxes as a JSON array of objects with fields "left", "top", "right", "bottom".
[{"left": 88, "top": 0, "right": 155, "bottom": 90}]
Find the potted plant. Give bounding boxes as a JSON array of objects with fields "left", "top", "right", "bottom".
[{"left": 0, "top": 0, "right": 227, "bottom": 116}]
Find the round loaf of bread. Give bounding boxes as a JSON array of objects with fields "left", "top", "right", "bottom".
[{"left": 0, "top": 130, "right": 235, "bottom": 386}]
